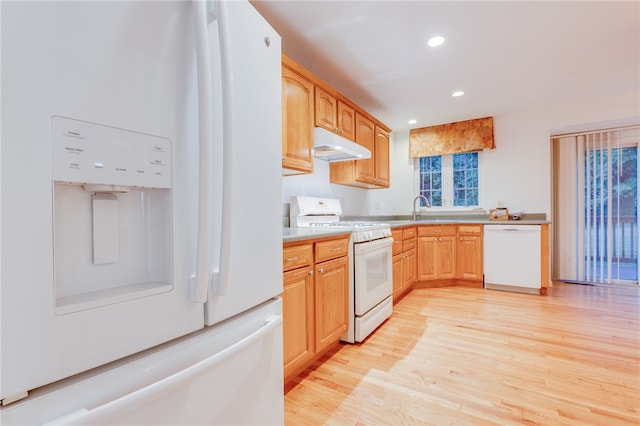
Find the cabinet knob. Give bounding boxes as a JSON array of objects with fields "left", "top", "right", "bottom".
[
  {"left": 308, "top": 270, "right": 314, "bottom": 276},
  {"left": 318, "top": 267, "right": 324, "bottom": 274}
]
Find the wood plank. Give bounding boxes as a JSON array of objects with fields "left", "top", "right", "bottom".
[{"left": 285, "top": 283, "right": 640, "bottom": 425}]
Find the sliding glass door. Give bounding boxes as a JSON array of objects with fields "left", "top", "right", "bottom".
[
  {"left": 583, "top": 145, "right": 637, "bottom": 282},
  {"left": 553, "top": 127, "right": 639, "bottom": 285}
]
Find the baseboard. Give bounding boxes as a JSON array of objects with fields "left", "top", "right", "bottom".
[{"left": 484, "top": 283, "right": 542, "bottom": 295}]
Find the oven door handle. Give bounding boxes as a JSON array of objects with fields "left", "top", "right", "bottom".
[{"left": 354, "top": 237, "right": 393, "bottom": 254}]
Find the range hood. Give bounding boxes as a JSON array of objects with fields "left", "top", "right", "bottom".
[{"left": 313, "top": 127, "right": 371, "bottom": 162}]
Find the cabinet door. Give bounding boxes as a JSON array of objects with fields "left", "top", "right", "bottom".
[
  {"left": 418, "top": 236, "right": 456, "bottom": 280},
  {"left": 282, "top": 66, "right": 314, "bottom": 173},
  {"left": 402, "top": 248, "right": 416, "bottom": 289},
  {"left": 458, "top": 236, "right": 483, "bottom": 281},
  {"left": 374, "top": 126, "right": 390, "bottom": 187},
  {"left": 337, "top": 101, "right": 356, "bottom": 141},
  {"left": 417, "top": 237, "right": 437, "bottom": 280},
  {"left": 354, "top": 113, "right": 376, "bottom": 184},
  {"left": 315, "top": 256, "right": 348, "bottom": 353},
  {"left": 437, "top": 236, "right": 457, "bottom": 279},
  {"left": 392, "top": 253, "right": 402, "bottom": 301},
  {"left": 314, "top": 86, "right": 337, "bottom": 132},
  {"left": 391, "top": 229, "right": 403, "bottom": 256},
  {"left": 282, "top": 267, "right": 314, "bottom": 378}
]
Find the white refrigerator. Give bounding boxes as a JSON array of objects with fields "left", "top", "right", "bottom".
[{"left": 0, "top": 0, "right": 284, "bottom": 424}]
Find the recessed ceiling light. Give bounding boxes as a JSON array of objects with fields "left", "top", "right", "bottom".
[
  {"left": 452, "top": 91, "right": 465, "bottom": 97},
  {"left": 408, "top": 119, "right": 417, "bottom": 124},
  {"left": 427, "top": 36, "right": 445, "bottom": 47}
]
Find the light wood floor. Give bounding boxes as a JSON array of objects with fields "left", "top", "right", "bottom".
[{"left": 284, "top": 283, "right": 640, "bottom": 425}]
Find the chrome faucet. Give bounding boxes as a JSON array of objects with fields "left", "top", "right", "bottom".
[{"left": 412, "top": 195, "right": 430, "bottom": 221}]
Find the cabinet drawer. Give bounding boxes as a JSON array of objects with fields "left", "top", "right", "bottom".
[
  {"left": 391, "top": 230, "right": 403, "bottom": 256},
  {"left": 315, "top": 237, "right": 349, "bottom": 263},
  {"left": 283, "top": 244, "right": 313, "bottom": 271},
  {"left": 418, "top": 225, "right": 457, "bottom": 237},
  {"left": 402, "top": 238, "right": 416, "bottom": 252},
  {"left": 458, "top": 224, "right": 482, "bottom": 236},
  {"left": 402, "top": 227, "right": 416, "bottom": 240}
]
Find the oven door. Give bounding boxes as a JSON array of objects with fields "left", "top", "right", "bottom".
[{"left": 353, "top": 237, "right": 393, "bottom": 316}]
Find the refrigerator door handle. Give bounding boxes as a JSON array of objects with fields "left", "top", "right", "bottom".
[
  {"left": 211, "top": 0, "right": 233, "bottom": 296},
  {"left": 43, "top": 315, "right": 283, "bottom": 426},
  {"left": 191, "top": 0, "right": 215, "bottom": 303}
]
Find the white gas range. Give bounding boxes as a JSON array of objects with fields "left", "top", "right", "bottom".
[{"left": 290, "top": 196, "right": 393, "bottom": 343}]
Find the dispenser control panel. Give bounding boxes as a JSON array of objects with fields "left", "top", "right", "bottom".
[{"left": 51, "top": 116, "right": 172, "bottom": 189}]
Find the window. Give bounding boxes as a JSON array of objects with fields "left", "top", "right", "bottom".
[
  {"left": 418, "top": 152, "right": 480, "bottom": 208},
  {"left": 453, "top": 152, "right": 479, "bottom": 206},
  {"left": 418, "top": 156, "right": 442, "bottom": 206}
]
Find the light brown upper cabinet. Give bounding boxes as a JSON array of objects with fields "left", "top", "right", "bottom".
[
  {"left": 353, "top": 112, "right": 376, "bottom": 183},
  {"left": 374, "top": 126, "right": 390, "bottom": 187},
  {"left": 282, "top": 63, "right": 314, "bottom": 174},
  {"left": 315, "top": 86, "right": 356, "bottom": 141},
  {"left": 330, "top": 117, "right": 390, "bottom": 188},
  {"left": 282, "top": 55, "right": 391, "bottom": 184}
]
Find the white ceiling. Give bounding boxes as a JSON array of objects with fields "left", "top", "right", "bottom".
[{"left": 251, "top": 0, "right": 640, "bottom": 133}]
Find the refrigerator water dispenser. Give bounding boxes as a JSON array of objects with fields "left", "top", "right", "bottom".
[{"left": 51, "top": 117, "right": 174, "bottom": 314}]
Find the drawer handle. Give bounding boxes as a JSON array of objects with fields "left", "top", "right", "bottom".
[
  {"left": 330, "top": 247, "right": 342, "bottom": 252},
  {"left": 285, "top": 256, "right": 298, "bottom": 262}
]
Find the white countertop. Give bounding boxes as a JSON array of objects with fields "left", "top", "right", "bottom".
[
  {"left": 283, "top": 228, "right": 351, "bottom": 243},
  {"left": 386, "top": 219, "right": 551, "bottom": 227},
  {"left": 283, "top": 219, "right": 550, "bottom": 242}
]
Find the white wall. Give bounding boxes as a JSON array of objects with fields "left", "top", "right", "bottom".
[
  {"left": 282, "top": 92, "right": 640, "bottom": 218},
  {"left": 281, "top": 159, "right": 370, "bottom": 216}
]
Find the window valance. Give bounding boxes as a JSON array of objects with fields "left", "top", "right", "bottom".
[{"left": 409, "top": 116, "right": 495, "bottom": 158}]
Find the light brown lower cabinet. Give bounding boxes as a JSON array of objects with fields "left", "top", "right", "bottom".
[
  {"left": 457, "top": 224, "right": 483, "bottom": 281},
  {"left": 282, "top": 265, "right": 314, "bottom": 377},
  {"left": 314, "top": 255, "right": 348, "bottom": 352},
  {"left": 392, "top": 227, "right": 417, "bottom": 302},
  {"left": 415, "top": 224, "right": 483, "bottom": 286},
  {"left": 282, "top": 235, "right": 349, "bottom": 383},
  {"left": 417, "top": 225, "right": 457, "bottom": 281}
]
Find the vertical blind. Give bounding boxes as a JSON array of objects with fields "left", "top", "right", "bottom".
[{"left": 552, "top": 126, "right": 639, "bottom": 284}]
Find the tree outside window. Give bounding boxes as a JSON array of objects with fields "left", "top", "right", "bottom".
[
  {"left": 418, "top": 155, "right": 442, "bottom": 206},
  {"left": 453, "top": 153, "right": 479, "bottom": 206},
  {"left": 418, "top": 152, "right": 479, "bottom": 207}
]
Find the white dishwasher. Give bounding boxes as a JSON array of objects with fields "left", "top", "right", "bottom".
[{"left": 483, "top": 224, "right": 541, "bottom": 294}]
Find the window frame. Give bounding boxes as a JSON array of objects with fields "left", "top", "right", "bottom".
[{"left": 415, "top": 151, "right": 484, "bottom": 211}]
